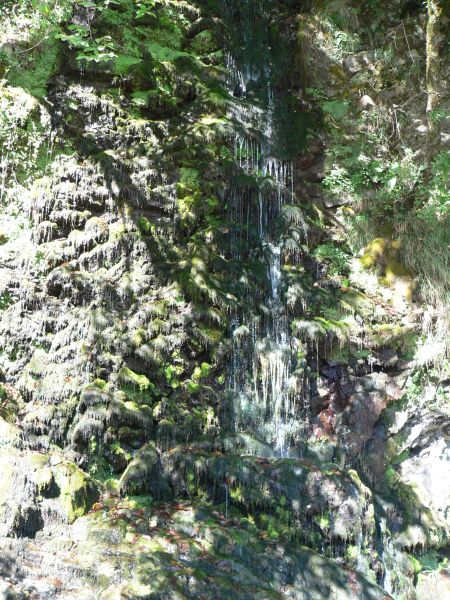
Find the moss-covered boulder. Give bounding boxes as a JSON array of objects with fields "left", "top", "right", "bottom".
[
  {"left": 51, "top": 459, "right": 100, "bottom": 523},
  {"left": 0, "top": 499, "right": 391, "bottom": 599},
  {"left": 0, "top": 441, "right": 99, "bottom": 537},
  {"left": 119, "top": 442, "right": 172, "bottom": 499},
  {"left": 160, "top": 443, "right": 376, "bottom": 551}
]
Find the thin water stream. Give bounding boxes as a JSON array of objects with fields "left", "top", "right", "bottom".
[{"left": 223, "top": 0, "right": 303, "bottom": 455}]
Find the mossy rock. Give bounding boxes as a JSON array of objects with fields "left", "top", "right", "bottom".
[
  {"left": 160, "top": 444, "right": 375, "bottom": 545},
  {"left": 370, "top": 323, "right": 416, "bottom": 350},
  {"left": 360, "top": 238, "right": 415, "bottom": 301},
  {"left": 0, "top": 384, "right": 22, "bottom": 423},
  {"left": 51, "top": 460, "right": 99, "bottom": 523},
  {"left": 0, "top": 450, "right": 99, "bottom": 536},
  {"left": 119, "top": 442, "right": 172, "bottom": 499},
  {"left": 30, "top": 500, "right": 390, "bottom": 599}
]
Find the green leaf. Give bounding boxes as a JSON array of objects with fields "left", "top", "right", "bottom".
[
  {"left": 147, "top": 42, "right": 193, "bottom": 64},
  {"left": 136, "top": 5, "right": 149, "bottom": 18},
  {"left": 115, "top": 54, "right": 143, "bottom": 75},
  {"left": 136, "top": 0, "right": 157, "bottom": 18}
]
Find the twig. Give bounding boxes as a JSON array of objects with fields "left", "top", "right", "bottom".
[
  {"left": 16, "top": 34, "right": 49, "bottom": 55},
  {"left": 401, "top": 21, "right": 415, "bottom": 63}
]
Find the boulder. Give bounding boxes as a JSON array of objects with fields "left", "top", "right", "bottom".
[
  {"left": 358, "top": 95, "right": 376, "bottom": 110},
  {"left": 416, "top": 570, "right": 450, "bottom": 600},
  {"left": 336, "top": 372, "right": 405, "bottom": 459},
  {"left": 343, "top": 52, "right": 375, "bottom": 74},
  {"left": 0, "top": 434, "right": 99, "bottom": 538}
]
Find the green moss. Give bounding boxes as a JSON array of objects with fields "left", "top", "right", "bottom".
[
  {"left": 4, "top": 42, "right": 60, "bottom": 98},
  {"left": 120, "top": 382, "right": 154, "bottom": 405},
  {"left": 293, "top": 315, "right": 355, "bottom": 342},
  {"left": 345, "top": 545, "right": 359, "bottom": 563},
  {"left": 119, "top": 367, "right": 152, "bottom": 391},
  {"left": 117, "top": 398, "right": 153, "bottom": 431},
  {"left": 385, "top": 465, "right": 399, "bottom": 487},
  {"left": 391, "top": 448, "right": 410, "bottom": 466},
  {"left": 186, "top": 381, "right": 200, "bottom": 394},
  {"left": 313, "top": 243, "right": 350, "bottom": 276},
  {"left": 126, "top": 495, "right": 154, "bottom": 510},
  {"left": 105, "top": 478, "right": 120, "bottom": 495},
  {"left": 163, "top": 362, "right": 184, "bottom": 387},
  {"left": 196, "top": 325, "right": 223, "bottom": 345},
  {"left": 410, "top": 549, "right": 448, "bottom": 574},
  {"left": 0, "top": 385, "right": 20, "bottom": 423},
  {"left": 370, "top": 323, "right": 417, "bottom": 350},
  {"left": 313, "top": 512, "right": 331, "bottom": 531},
  {"left": 33, "top": 465, "right": 54, "bottom": 493},
  {"left": 137, "top": 216, "right": 152, "bottom": 234},
  {"left": 360, "top": 238, "right": 389, "bottom": 269},
  {"left": 52, "top": 461, "right": 99, "bottom": 523},
  {"left": 327, "top": 345, "right": 371, "bottom": 364},
  {"left": 114, "top": 53, "right": 143, "bottom": 75},
  {"left": 119, "top": 443, "right": 171, "bottom": 498},
  {"left": 192, "top": 362, "right": 211, "bottom": 381},
  {"left": 93, "top": 378, "right": 108, "bottom": 390}
]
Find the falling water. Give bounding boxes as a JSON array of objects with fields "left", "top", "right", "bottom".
[{"left": 224, "top": 0, "right": 302, "bottom": 456}]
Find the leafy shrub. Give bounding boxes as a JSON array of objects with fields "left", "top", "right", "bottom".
[{"left": 312, "top": 243, "right": 350, "bottom": 276}]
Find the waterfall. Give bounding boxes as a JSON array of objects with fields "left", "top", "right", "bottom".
[{"left": 224, "top": 0, "right": 303, "bottom": 456}]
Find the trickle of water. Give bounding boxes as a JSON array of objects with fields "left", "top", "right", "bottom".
[
  {"left": 224, "top": 0, "right": 305, "bottom": 456},
  {"left": 224, "top": 482, "right": 229, "bottom": 518},
  {"left": 377, "top": 516, "right": 396, "bottom": 596}
]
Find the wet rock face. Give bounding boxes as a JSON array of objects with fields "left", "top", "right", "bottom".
[
  {"left": 0, "top": 419, "right": 99, "bottom": 539},
  {"left": 416, "top": 569, "right": 450, "bottom": 599},
  {"left": 341, "top": 371, "right": 404, "bottom": 459},
  {"left": 310, "top": 363, "right": 406, "bottom": 460},
  {"left": 367, "top": 402, "right": 450, "bottom": 536},
  {"left": 0, "top": 77, "right": 215, "bottom": 458},
  {"left": 0, "top": 501, "right": 391, "bottom": 600},
  {"left": 0, "top": 74, "right": 200, "bottom": 540},
  {"left": 0, "top": 0, "right": 449, "bottom": 598},
  {"left": 400, "top": 436, "right": 450, "bottom": 526},
  {"left": 162, "top": 445, "right": 377, "bottom": 554}
]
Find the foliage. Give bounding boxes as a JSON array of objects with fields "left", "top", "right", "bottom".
[
  {"left": 56, "top": 25, "right": 118, "bottom": 64},
  {"left": 323, "top": 164, "right": 355, "bottom": 201},
  {"left": 311, "top": 0, "right": 450, "bottom": 361},
  {"left": 312, "top": 243, "right": 350, "bottom": 276},
  {"left": 135, "top": 0, "right": 160, "bottom": 19},
  {"left": 0, "top": 86, "right": 53, "bottom": 201},
  {"left": 321, "top": 100, "right": 349, "bottom": 121},
  {"left": 423, "top": 150, "right": 450, "bottom": 216},
  {"left": 316, "top": 13, "right": 361, "bottom": 60}
]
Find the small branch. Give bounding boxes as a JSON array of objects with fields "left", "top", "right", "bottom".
[
  {"left": 401, "top": 21, "right": 415, "bottom": 63},
  {"left": 15, "top": 34, "right": 49, "bottom": 55}
]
